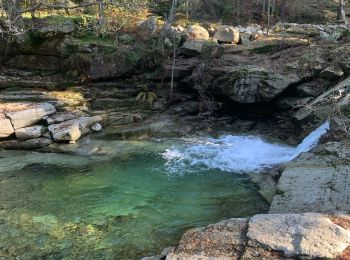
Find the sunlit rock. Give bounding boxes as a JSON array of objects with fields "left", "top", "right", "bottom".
[
  {"left": 5, "top": 103, "right": 56, "bottom": 129},
  {"left": 214, "top": 25, "right": 240, "bottom": 44}
]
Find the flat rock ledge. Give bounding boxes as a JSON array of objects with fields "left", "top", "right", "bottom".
[
  {"left": 149, "top": 213, "right": 350, "bottom": 260},
  {"left": 0, "top": 102, "right": 102, "bottom": 149}
]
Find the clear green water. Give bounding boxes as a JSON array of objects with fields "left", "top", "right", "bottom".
[{"left": 0, "top": 141, "right": 268, "bottom": 260}]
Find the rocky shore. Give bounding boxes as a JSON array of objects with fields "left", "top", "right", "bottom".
[{"left": 1, "top": 17, "right": 350, "bottom": 259}]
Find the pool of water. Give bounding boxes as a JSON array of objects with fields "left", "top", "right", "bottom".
[{"left": 0, "top": 141, "right": 268, "bottom": 260}]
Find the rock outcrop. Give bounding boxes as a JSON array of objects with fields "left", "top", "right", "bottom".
[
  {"left": 4, "top": 103, "right": 56, "bottom": 130},
  {"left": 164, "top": 213, "right": 350, "bottom": 260},
  {"left": 0, "top": 102, "right": 103, "bottom": 149},
  {"left": 270, "top": 141, "right": 350, "bottom": 214},
  {"left": 212, "top": 66, "right": 297, "bottom": 103}
]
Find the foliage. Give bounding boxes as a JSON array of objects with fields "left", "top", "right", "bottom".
[{"left": 136, "top": 85, "right": 158, "bottom": 105}]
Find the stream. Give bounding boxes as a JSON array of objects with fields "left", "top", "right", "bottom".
[{"left": 0, "top": 122, "right": 329, "bottom": 259}]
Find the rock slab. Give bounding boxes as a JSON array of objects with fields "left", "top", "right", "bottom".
[
  {"left": 6, "top": 103, "right": 56, "bottom": 129},
  {"left": 247, "top": 213, "right": 350, "bottom": 259},
  {"left": 0, "top": 115, "right": 14, "bottom": 138}
]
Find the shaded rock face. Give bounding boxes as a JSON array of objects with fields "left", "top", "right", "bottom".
[
  {"left": 214, "top": 25, "right": 240, "bottom": 44},
  {"left": 213, "top": 66, "right": 296, "bottom": 103},
  {"left": 15, "top": 125, "right": 44, "bottom": 141},
  {"left": 165, "top": 213, "right": 350, "bottom": 260},
  {"left": 4, "top": 55, "right": 62, "bottom": 71}
]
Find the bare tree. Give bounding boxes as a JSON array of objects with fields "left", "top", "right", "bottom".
[
  {"left": 339, "top": 0, "right": 349, "bottom": 29},
  {"left": 0, "top": 0, "right": 24, "bottom": 35}
]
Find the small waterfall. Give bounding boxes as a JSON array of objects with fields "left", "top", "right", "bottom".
[{"left": 162, "top": 121, "right": 330, "bottom": 174}]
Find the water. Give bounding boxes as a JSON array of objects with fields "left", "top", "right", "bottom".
[
  {"left": 162, "top": 121, "right": 330, "bottom": 173},
  {"left": 0, "top": 122, "right": 329, "bottom": 259},
  {"left": 0, "top": 148, "right": 267, "bottom": 260}
]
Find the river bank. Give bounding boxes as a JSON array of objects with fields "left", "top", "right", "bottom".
[{"left": 1, "top": 17, "right": 350, "bottom": 259}]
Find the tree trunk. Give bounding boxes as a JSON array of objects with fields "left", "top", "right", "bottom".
[
  {"left": 97, "top": 0, "right": 105, "bottom": 35},
  {"left": 339, "top": 0, "right": 349, "bottom": 29},
  {"left": 267, "top": 0, "right": 271, "bottom": 34}
]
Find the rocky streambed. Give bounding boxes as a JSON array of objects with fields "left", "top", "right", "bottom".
[{"left": 1, "top": 18, "right": 350, "bottom": 260}]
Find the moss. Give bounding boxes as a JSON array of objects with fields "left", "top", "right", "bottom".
[{"left": 23, "top": 30, "right": 46, "bottom": 46}]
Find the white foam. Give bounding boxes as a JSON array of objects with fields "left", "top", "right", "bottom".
[{"left": 162, "top": 121, "right": 330, "bottom": 174}]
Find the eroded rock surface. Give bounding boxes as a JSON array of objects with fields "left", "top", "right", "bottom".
[
  {"left": 270, "top": 141, "right": 350, "bottom": 214},
  {"left": 165, "top": 213, "right": 350, "bottom": 260}
]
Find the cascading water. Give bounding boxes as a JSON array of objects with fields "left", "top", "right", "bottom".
[{"left": 162, "top": 121, "right": 330, "bottom": 174}]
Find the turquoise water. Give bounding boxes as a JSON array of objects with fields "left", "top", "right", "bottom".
[{"left": 0, "top": 142, "right": 268, "bottom": 259}]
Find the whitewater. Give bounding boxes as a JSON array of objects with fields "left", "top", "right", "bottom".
[{"left": 162, "top": 121, "right": 330, "bottom": 174}]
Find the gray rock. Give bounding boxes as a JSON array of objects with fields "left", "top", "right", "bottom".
[
  {"left": 90, "top": 123, "right": 102, "bottom": 132},
  {"left": 180, "top": 39, "right": 221, "bottom": 57},
  {"left": 6, "top": 103, "right": 56, "bottom": 129},
  {"left": 0, "top": 138, "right": 53, "bottom": 150},
  {"left": 0, "top": 115, "right": 14, "bottom": 138},
  {"left": 214, "top": 25, "right": 240, "bottom": 44},
  {"left": 48, "top": 116, "right": 102, "bottom": 142},
  {"left": 270, "top": 142, "right": 350, "bottom": 214},
  {"left": 320, "top": 66, "right": 344, "bottom": 80},
  {"left": 49, "top": 123, "right": 81, "bottom": 143},
  {"left": 15, "top": 125, "right": 44, "bottom": 141},
  {"left": 46, "top": 112, "right": 79, "bottom": 125},
  {"left": 168, "top": 218, "right": 248, "bottom": 259},
  {"left": 30, "top": 19, "right": 75, "bottom": 37},
  {"left": 213, "top": 66, "right": 296, "bottom": 103},
  {"left": 138, "top": 16, "right": 158, "bottom": 33},
  {"left": 247, "top": 213, "right": 350, "bottom": 258},
  {"left": 187, "top": 25, "right": 209, "bottom": 40}
]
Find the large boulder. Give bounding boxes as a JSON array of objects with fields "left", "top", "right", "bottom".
[
  {"left": 247, "top": 213, "right": 350, "bottom": 259},
  {"left": 187, "top": 25, "right": 209, "bottom": 40},
  {"left": 166, "top": 213, "right": 350, "bottom": 259},
  {"left": 48, "top": 116, "right": 102, "bottom": 142},
  {"left": 180, "top": 39, "right": 222, "bottom": 57},
  {"left": 138, "top": 16, "right": 158, "bottom": 33},
  {"left": 213, "top": 66, "right": 296, "bottom": 103},
  {"left": 5, "top": 103, "right": 56, "bottom": 129},
  {"left": 49, "top": 123, "right": 81, "bottom": 143},
  {"left": 15, "top": 125, "right": 44, "bottom": 141},
  {"left": 214, "top": 25, "right": 240, "bottom": 44},
  {"left": 0, "top": 114, "right": 14, "bottom": 138}
]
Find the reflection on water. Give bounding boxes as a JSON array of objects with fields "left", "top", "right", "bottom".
[{"left": 0, "top": 143, "right": 267, "bottom": 259}]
